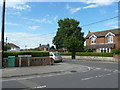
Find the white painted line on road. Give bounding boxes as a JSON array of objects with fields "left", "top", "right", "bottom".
[
  {"left": 81, "top": 77, "right": 94, "bottom": 80},
  {"left": 2, "top": 72, "right": 71, "bottom": 82},
  {"left": 33, "top": 85, "right": 46, "bottom": 88},
  {"left": 81, "top": 72, "right": 117, "bottom": 81}
]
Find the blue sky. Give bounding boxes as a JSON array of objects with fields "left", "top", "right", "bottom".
[{"left": 0, "top": 0, "right": 119, "bottom": 49}]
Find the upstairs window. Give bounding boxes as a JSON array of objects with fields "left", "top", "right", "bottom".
[
  {"left": 89, "top": 34, "right": 97, "bottom": 44},
  {"left": 91, "top": 37, "right": 96, "bottom": 44},
  {"left": 105, "top": 32, "right": 115, "bottom": 43},
  {"left": 108, "top": 35, "right": 113, "bottom": 43}
]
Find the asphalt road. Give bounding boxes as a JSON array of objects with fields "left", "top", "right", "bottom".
[{"left": 2, "top": 59, "right": 119, "bottom": 89}]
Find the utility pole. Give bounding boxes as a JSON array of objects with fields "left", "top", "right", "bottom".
[
  {"left": 6, "top": 37, "right": 7, "bottom": 44},
  {"left": 0, "top": 0, "right": 6, "bottom": 68}
]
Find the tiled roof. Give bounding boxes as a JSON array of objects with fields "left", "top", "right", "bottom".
[
  {"left": 40, "top": 45, "right": 49, "bottom": 48},
  {"left": 7, "top": 43, "right": 20, "bottom": 48},
  {"left": 86, "top": 28, "right": 120, "bottom": 39}
]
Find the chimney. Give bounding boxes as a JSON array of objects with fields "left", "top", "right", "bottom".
[
  {"left": 47, "top": 44, "right": 50, "bottom": 47},
  {"left": 39, "top": 44, "right": 41, "bottom": 47},
  {"left": 88, "top": 30, "right": 91, "bottom": 34}
]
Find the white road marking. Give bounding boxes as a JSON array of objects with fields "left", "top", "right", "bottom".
[
  {"left": 81, "top": 72, "right": 117, "bottom": 81},
  {"left": 81, "top": 77, "right": 94, "bottom": 80},
  {"left": 33, "top": 85, "right": 46, "bottom": 88},
  {"left": 2, "top": 72, "right": 71, "bottom": 82}
]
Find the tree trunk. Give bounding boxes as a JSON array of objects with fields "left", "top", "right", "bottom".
[{"left": 71, "top": 51, "right": 76, "bottom": 59}]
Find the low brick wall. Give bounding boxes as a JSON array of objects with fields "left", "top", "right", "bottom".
[
  {"left": 113, "top": 55, "right": 120, "bottom": 61},
  {"left": 3, "top": 57, "right": 54, "bottom": 68},
  {"left": 62, "top": 56, "right": 116, "bottom": 62}
]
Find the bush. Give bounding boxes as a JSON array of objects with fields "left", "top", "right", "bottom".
[
  {"left": 4, "top": 51, "right": 49, "bottom": 58},
  {"left": 60, "top": 52, "right": 71, "bottom": 56},
  {"left": 60, "top": 52, "right": 113, "bottom": 57},
  {"left": 112, "top": 49, "right": 120, "bottom": 55}
]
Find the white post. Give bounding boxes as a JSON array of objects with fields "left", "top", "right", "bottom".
[
  {"left": 28, "top": 58, "right": 30, "bottom": 66},
  {"left": 19, "top": 57, "right": 21, "bottom": 67}
]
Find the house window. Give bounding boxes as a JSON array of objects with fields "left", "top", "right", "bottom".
[
  {"left": 89, "top": 34, "right": 97, "bottom": 44},
  {"left": 106, "top": 32, "right": 115, "bottom": 43},
  {"left": 91, "top": 37, "right": 96, "bottom": 44},
  {"left": 99, "top": 48, "right": 110, "bottom": 53},
  {"left": 108, "top": 36, "right": 113, "bottom": 43}
]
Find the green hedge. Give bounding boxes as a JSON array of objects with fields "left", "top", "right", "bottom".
[
  {"left": 4, "top": 51, "right": 49, "bottom": 58},
  {"left": 112, "top": 49, "right": 120, "bottom": 55},
  {"left": 60, "top": 52, "right": 113, "bottom": 57}
]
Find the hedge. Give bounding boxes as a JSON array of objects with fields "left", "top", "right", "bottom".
[
  {"left": 112, "top": 49, "right": 120, "bottom": 55},
  {"left": 4, "top": 51, "right": 49, "bottom": 58},
  {"left": 60, "top": 52, "right": 113, "bottom": 57}
]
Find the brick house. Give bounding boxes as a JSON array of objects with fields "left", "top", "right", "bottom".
[
  {"left": 36, "top": 44, "right": 50, "bottom": 51},
  {"left": 85, "top": 28, "right": 120, "bottom": 53}
]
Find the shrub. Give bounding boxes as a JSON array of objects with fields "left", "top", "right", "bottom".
[
  {"left": 59, "top": 52, "right": 71, "bottom": 56},
  {"left": 60, "top": 52, "right": 113, "bottom": 57},
  {"left": 4, "top": 51, "right": 49, "bottom": 58},
  {"left": 112, "top": 49, "right": 120, "bottom": 55}
]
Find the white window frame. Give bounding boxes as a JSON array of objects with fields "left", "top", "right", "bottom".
[
  {"left": 108, "top": 35, "right": 113, "bottom": 43},
  {"left": 105, "top": 32, "right": 115, "bottom": 43},
  {"left": 98, "top": 48, "right": 111, "bottom": 53},
  {"left": 89, "top": 34, "right": 97, "bottom": 44}
]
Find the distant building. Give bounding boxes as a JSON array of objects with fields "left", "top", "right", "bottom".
[
  {"left": 7, "top": 43, "right": 20, "bottom": 51},
  {"left": 85, "top": 28, "right": 120, "bottom": 52},
  {"left": 0, "top": 42, "right": 20, "bottom": 51},
  {"left": 36, "top": 44, "right": 50, "bottom": 51}
]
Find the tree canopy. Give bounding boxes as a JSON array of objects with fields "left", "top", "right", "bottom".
[
  {"left": 53, "top": 18, "right": 85, "bottom": 59},
  {"left": 4, "top": 45, "right": 11, "bottom": 51}
]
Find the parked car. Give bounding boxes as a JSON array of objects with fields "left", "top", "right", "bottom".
[{"left": 49, "top": 52, "right": 62, "bottom": 62}]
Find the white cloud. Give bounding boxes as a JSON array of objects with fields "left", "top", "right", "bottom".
[
  {"left": 5, "top": 22, "right": 20, "bottom": 26},
  {"left": 81, "top": 0, "right": 119, "bottom": 9},
  {"left": 54, "top": 16, "right": 58, "bottom": 21},
  {"left": 5, "top": 32, "right": 55, "bottom": 49},
  {"left": 0, "top": 0, "right": 31, "bottom": 10},
  {"left": 28, "top": 25, "right": 40, "bottom": 30},
  {"left": 23, "top": 17, "right": 54, "bottom": 24},
  {"left": 66, "top": 0, "right": 118, "bottom": 14},
  {"left": 70, "top": 7, "right": 81, "bottom": 14},
  {"left": 81, "top": 0, "right": 118, "bottom": 5},
  {"left": 13, "top": 4, "right": 31, "bottom": 10},
  {"left": 82, "top": 4, "right": 98, "bottom": 9},
  {"left": 66, "top": 4, "right": 81, "bottom": 14}
]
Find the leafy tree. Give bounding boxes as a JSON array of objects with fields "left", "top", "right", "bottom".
[
  {"left": 84, "top": 46, "right": 93, "bottom": 52},
  {"left": 53, "top": 18, "right": 85, "bottom": 59},
  {"left": 50, "top": 46, "right": 56, "bottom": 51},
  {"left": 50, "top": 46, "right": 55, "bottom": 49},
  {"left": 4, "top": 45, "right": 11, "bottom": 51}
]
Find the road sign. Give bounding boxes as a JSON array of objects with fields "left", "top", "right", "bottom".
[{"left": 18, "top": 55, "right": 32, "bottom": 57}]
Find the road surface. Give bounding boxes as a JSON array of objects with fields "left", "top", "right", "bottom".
[{"left": 2, "top": 59, "right": 119, "bottom": 89}]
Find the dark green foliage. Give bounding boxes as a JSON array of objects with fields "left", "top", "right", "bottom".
[
  {"left": 4, "top": 51, "right": 49, "bottom": 58},
  {"left": 53, "top": 18, "right": 85, "bottom": 59},
  {"left": 50, "top": 46, "right": 55, "bottom": 50},
  {"left": 60, "top": 52, "right": 113, "bottom": 57},
  {"left": 50, "top": 46, "right": 56, "bottom": 52},
  {"left": 112, "top": 49, "right": 120, "bottom": 55},
  {"left": 84, "top": 46, "right": 93, "bottom": 52},
  {"left": 4, "top": 45, "right": 11, "bottom": 51}
]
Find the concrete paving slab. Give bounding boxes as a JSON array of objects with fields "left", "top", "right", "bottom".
[{"left": 2, "top": 63, "right": 89, "bottom": 78}]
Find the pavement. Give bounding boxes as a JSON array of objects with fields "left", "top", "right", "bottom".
[
  {"left": 2, "top": 62, "right": 89, "bottom": 78},
  {"left": 2, "top": 60, "right": 118, "bottom": 88}
]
